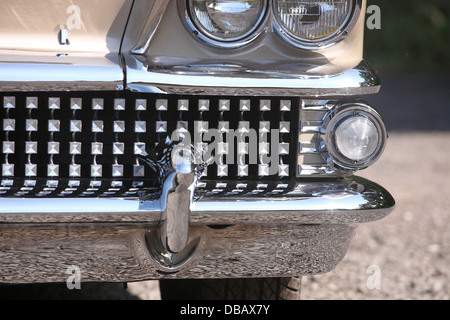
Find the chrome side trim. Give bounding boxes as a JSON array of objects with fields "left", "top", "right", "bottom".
[
  {"left": 125, "top": 56, "right": 380, "bottom": 96},
  {"left": 0, "top": 176, "right": 395, "bottom": 224},
  {"left": 0, "top": 53, "right": 124, "bottom": 92}
]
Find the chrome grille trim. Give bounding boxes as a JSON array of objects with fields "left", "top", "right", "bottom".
[{"left": 1, "top": 92, "right": 299, "bottom": 197}]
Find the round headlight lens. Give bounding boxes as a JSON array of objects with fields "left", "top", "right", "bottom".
[
  {"left": 188, "top": 0, "right": 267, "bottom": 42},
  {"left": 335, "top": 117, "right": 379, "bottom": 161},
  {"left": 274, "top": 0, "right": 353, "bottom": 44}
]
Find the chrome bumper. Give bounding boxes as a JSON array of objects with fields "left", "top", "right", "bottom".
[
  {"left": 0, "top": 176, "right": 394, "bottom": 283},
  {"left": 0, "top": 176, "right": 393, "bottom": 225}
]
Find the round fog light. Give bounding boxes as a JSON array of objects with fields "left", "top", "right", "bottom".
[
  {"left": 335, "top": 117, "right": 379, "bottom": 161},
  {"left": 325, "top": 104, "right": 387, "bottom": 170}
]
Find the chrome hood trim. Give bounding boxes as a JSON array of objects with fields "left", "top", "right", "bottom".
[{"left": 125, "top": 56, "right": 380, "bottom": 96}]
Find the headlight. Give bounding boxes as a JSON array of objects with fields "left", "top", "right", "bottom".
[
  {"left": 186, "top": 0, "right": 268, "bottom": 47},
  {"left": 325, "top": 104, "right": 387, "bottom": 170},
  {"left": 273, "top": 0, "right": 356, "bottom": 48}
]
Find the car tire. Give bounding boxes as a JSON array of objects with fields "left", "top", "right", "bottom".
[{"left": 159, "top": 277, "right": 302, "bottom": 300}]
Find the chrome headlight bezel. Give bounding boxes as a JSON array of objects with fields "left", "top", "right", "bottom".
[
  {"left": 322, "top": 103, "right": 387, "bottom": 171},
  {"left": 272, "top": 0, "right": 362, "bottom": 50},
  {"left": 180, "top": 0, "right": 270, "bottom": 49}
]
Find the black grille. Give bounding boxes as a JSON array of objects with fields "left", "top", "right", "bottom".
[{"left": 1, "top": 91, "right": 298, "bottom": 197}]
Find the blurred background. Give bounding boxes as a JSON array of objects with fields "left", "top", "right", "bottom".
[
  {"left": 0, "top": 0, "right": 448, "bottom": 300},
  {"left": 365, "top": 0, "right": 450, "bottom": 74}
]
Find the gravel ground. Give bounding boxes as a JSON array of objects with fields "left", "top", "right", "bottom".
[
  {"left": 0, "top": 72, "right": 448, "bottom": 300},
  {"left": 301, "top": 132, "right": 450, "bottom": 300}
]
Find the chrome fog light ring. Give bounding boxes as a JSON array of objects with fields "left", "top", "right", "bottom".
[
  {"left": 272, "top": 0, "right": 362, "bottom": 50},
  {"left": 180, "top": 0, "right": 270, "bottom": 49},
  {"left": 323, "top": 103, "right": 387, "bottom": 170}
]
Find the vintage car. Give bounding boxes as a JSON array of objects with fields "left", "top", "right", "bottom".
[{"left": 0, "top": 0, "right": 394, "bottom": 299}]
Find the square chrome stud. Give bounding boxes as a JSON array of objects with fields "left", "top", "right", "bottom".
[
  {"left": 70, "top": 142, "right": 82, "bottom": 155},
  {"left": 91, "top": 165, "right": 103, "bottom": 177},
  {"left": 48, "top": 120, "right": 60, "bottom": 132},
  {"left": 259, "top": 121, "right": 270, "bottom": 133},
  {"left": 70, "top": 120, "right": 82, "bottom": 133},
  {"left": 71, "top": 98, "right": 82, "bottom": 110},
  {"left": 134, "top": 165, "right": 145, "bottom": 177},
  {"left": 48, "top": 97, "right": 60, "bottom": 109},
  {"left": 3, "top": 96, "right": 15, "bottom": 109},
  {"left": 114, "top": 98, "right": 126, "bottom": 111},
  {"left": 47, "top": 164, "right": 59, "bottom": 177},
  {"left": 26, "top": 119, "right": 38, "bottom": 132},
  {"left": 178, "top": 99, "right": 189, "bottom": 111},
  {"left": 177, "top": 121, "right": 188, "bottom": 132},
  {"left": 92, "top": 98, "right": 104, "bottom": 110},
  {"left": 279, "top": 143, "right": 290, "bottom": 155},
  {"left": 279, "top": 164, "right": 289, "bottom": 177},
  {"left": 217, "top": 165, "right": 228, "bottom": 177},
  {"left": 218, "top": 121, "right": 229, "bottom": 133},
  {"left": 25, "top": 141, "right": 38, "bottom": 154},
  {"left": 240, "top": 100, "right": 250, "bottom": 111},
  {"left": 3, "top": 142, "right": 15, "bottom": 154},
  {"left": 91, "top": 142, "right": 103, "bottom": 155},
  {"left": 2, "top": 164, "right": 14, "bottom": 176},
  {"left": 199, "top": 99, "right": 210, "bottom": 111},
  {"left": 238, "top": 165, "right": 249, "bottom": 177},
  {"left": 69, "top": 164, "right": 81, "bottom": 177},
  {"left": 280, "top": 100, "right": 291, "bottom": 111},
  {"left": 114, "top": 121, "right": 125, "bottom": 133},
  {"left": 217, "top": 142, "right": 229, "bottom": 155},
  {"left": 195, "top": 121, "right": 208, "bottom": 133},
  {"left": 26, "top": 97, "right": 38, "bottom": 109},
  {"left": 156, "top": 121, "right": 167, "bottom": 133},
  {"left": 113, "top": 142, "right": 125, "bottom": 155},
  {"left": 258, "top": 164, "right": 270, "bottom": 176},
  {"left": 280, "top": 122, "right": 290, "bottom": 133},
  {"left": 135, "top": 99, "right": 147, "bottom": 111},
  {"left": 260, "top": 100, "right": 271, "bottom": 111},
  {"left": 238, "top": 121, "right": 250, "bottom": 133},
  {"left": 135, "top": 121, "right": 146, "bottom": 133},
  {"left": 259, "top": 142, "right": 270, "bottom": 155},
  {"left": 134, "top": 142, "right": 146, "bottom": 155},
  {"left": 156, "top": 99, "right": 168, "bottom": 111},
  {"left": 3, "top": 119, "right": 15, "bottom": 131},
  {"left": 219, "top": 100, "right": 230, "bottom": 111},
  {"left": 92, "top": 121, "right": 104, "bottom": 133},
  {"left": 48, "top": 142, "right": 60, "bottom": 154},
  {"left": 237, "top": 142, "right": 248, "bottom": 155},
  {"left": 112, "top": 165, "right": 124, "bottom": 177}
]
